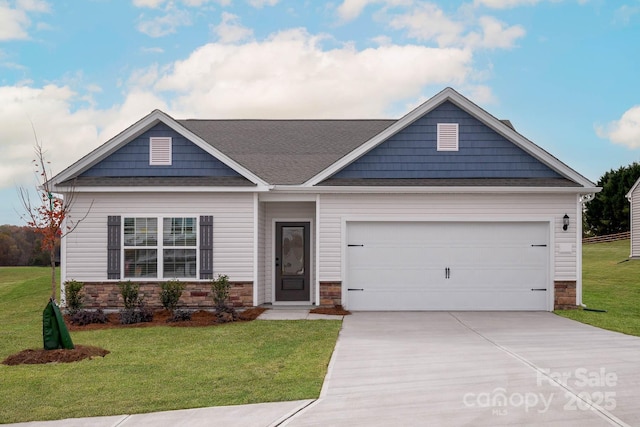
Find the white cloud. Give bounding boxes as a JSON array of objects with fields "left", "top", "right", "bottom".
[
  {"left": 151, "top": 28, "right": 472, "bottom": 118},
  {"left": 133, "top": 0, "right": 168, "bottom": 8},
  {"left": 473, "top": 0, "right": 542, "bottom": 8},
  {"left": 212, "top": 12, "right": 253, "bottom": 43},
  {"left": 0, "top": 82, "right": 167, "bottom": 191},
  {"left": 16, "top": 0, "right": 50, "bottom": 12},
  {"left": 387, "top": 4, "right": 525, "bottom": 49},
  {"left": 133, "top": 0, "right": 230, "bottom": 7},
  {"left": 596, "top": 106, "right": 640, "bottom": 149},
  {"left": 336, "top": 0, "right": 411, "bottom": 22},
  {"left": 467, "top": 16, "right": 525, "bottom": 48},
  {"left": 248, "top": 0, "right": 278, "bottom": 7},
  {"left": 389, "top": 3, "right": 464, "bottom": 47},
  {"left": 0, "top": 4, "right": 30, "bottom": 40},
  {"left": 137, "top": 6, "right": 192, "bottom": 37}
]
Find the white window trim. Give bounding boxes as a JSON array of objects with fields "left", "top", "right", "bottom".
[
  {"left": 149, "top": 137, "right": 172, "bottom": 166},
  {"left": 122, "top": 215, "right": 199, "bottom": 280},
  {"left": 437, "top": 123, "right": 459, "bottom": 151}
]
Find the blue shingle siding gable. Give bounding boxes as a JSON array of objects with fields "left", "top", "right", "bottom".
[
  {"left": 81, "top": 123, "right": 241, "bottom": 178},
  {"left": 332, "top": 101, "right": 563, "bottom": 180}
]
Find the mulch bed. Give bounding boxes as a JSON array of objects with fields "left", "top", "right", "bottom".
[
  {"left": 2, "top": 307, "right": 268, "bottom": 366},
  {"left": 309, "top": 305, "right": 351, "bottom": 315},
  {"left": 2, "top": 345, "right": 109, "bottom": 366}
]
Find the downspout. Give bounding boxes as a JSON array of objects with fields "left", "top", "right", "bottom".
[{"left": 578, "top": 193, "right": 595, "bottom": 308}]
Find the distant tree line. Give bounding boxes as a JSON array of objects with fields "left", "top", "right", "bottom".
[
  {"left": 0, "top": 225, "right": 60, "bottom": 266},
  {"left": 584, "top": 162, "right": 640, "bottom": 237}
]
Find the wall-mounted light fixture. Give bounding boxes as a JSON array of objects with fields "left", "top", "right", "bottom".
[{"left": 563, "top": 214, "right": 570, "bottom": 231}]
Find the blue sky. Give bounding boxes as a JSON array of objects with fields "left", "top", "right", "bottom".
[{"left": 1, "top": 0, "right": 639, "bottom": 225}]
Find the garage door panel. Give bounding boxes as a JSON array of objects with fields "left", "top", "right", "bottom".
[{"left": 346, "top": 222, "right": 550, "bottom": 311}]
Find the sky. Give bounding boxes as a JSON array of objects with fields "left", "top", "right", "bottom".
[{"left": 1, "top": 0, "right": 639, "bottom": 225}]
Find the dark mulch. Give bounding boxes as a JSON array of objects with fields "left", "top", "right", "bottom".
[
  {"left": 65, "top": 307, "right": 268, "bottom": 331},
  {"left": 2, "top": 345, "right": 110, "bottom": 366},
  {"left": 309, "top": 305, "right": 351, "bottom": 315}
]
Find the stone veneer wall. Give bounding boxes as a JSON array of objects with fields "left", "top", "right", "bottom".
[
  {"left": 319, "top": 281, "right": 342, "bottom": 307},
  {"left": 80, "top": 281, "right": 253, "bottom": 310},
  {"left": 554, "top": 281, "right": 577, "bottom": 310}
]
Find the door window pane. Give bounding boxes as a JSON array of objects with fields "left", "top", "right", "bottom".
[{"left": 282, "top": 226, "right": 304, "bottom": 275}]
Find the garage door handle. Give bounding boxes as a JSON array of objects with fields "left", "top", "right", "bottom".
[
  {"left": 347, "top": 288, "right": 364, "bottom": 291},
  {"left": 531, "top": 288, "right": 547, "bottom": 291}
]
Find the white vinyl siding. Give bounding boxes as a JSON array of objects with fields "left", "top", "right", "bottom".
[
  {"left": 63, "top": 192, "right": 255, "bottom": 282},
  {"left": 263, "top": 202, "right": 315, "bottom": 304},
  {"left": 631, "top": 186, "right": 640, "bottom": 258},
  {"left": 256, "top": 202, "right": 267, "bottom": 305},
  {"left": 318, "top": 192, "right": 577, "bottom": 283},
  {"left": 149, "top": 137, "right": 172, "bottom": 165}
]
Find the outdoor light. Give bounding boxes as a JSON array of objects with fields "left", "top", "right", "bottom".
[{"left": 563, "top": 214, "right": 570, "bottom": 231}]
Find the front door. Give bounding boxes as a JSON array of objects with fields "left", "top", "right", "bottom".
[{"left": 275, "top": 222, "right": 310, "bottom": 302}]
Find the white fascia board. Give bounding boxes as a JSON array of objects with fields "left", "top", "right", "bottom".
[
  {"left": 274, "top": 184, "right": 601, "bottom": 195},
  {"left": 627, "top": 177, "right": 640, "bottom": 200},
  {"left": 56, "top": 185, "right": 271, "bottom": 193},
  {"left": 51, "top": 109, "right": 269, "bottom": 189},
  {"left": 303, "top": 87, "right": 596, "bottom": 189}
]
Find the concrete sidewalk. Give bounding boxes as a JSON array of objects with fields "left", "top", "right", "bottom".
[{"left": 7, "top": 312, "right": 640, "bottom": 426}]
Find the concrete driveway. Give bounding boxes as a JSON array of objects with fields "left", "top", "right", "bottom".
[
  {"left": 285, "top": 312, "right": 640, "bottom": 426},
  {"left": 8, "top": 312, "right": 640, "bottom": 426}
]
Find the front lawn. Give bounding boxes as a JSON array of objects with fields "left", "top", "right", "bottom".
[
  {"left": 556, "top": 239, "right": 640, "bottom": 336},
  {"left": 0, "top": 267, "right": 342, "bottom": 424}
]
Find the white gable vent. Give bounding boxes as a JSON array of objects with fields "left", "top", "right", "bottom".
[
  {"left": 437, "top": 123, "right": 459, "bottom": 151},
  {"left": 149, "top": 137, "right": 172, "bottom": 165}
]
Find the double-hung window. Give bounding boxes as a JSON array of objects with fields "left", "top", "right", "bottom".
[{"left": 123, "top": 216, "right": 197, "bottom": 279}]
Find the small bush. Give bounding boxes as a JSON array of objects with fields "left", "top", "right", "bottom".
[
  {"left": 118, "top": 281, "right": 142, "bottom": 309},
  {"left": 168, "top": 309, "right": 192, "bottom": 322},
  {"left": 65, "top": 280, "right": 84, "bottom": 315},
  {"left": 120, "top": 303, "right": 154, "bottom": 325},
  {"left": 211, "top": 274, "right": 231, "bottom": 311},
  {"left": 70, "top": 309, "right": 108, "bottom": 326},
  {"left": 160, "top": 280, "right": 185, "bottom": 312}
]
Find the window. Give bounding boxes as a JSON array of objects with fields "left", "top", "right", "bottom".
[
  {"left": 123, "top": 216, "right": 197, "bottom": 279},
  {"left": 437, "top": 123, "right": 459, "bottom": 151},
  {"left": 149, "top": 137, "right": 172, "bottom": 165}
]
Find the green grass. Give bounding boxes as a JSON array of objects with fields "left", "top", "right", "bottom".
[
  {"left": 0, "top": 267, "right": 342, "bottom": 424},
  {"left": 556, "top": 239, "right": 640, "bottom": 336}
]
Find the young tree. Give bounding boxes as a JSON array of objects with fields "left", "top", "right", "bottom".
[{"left": 18, "top": 139, "right": 88, "bottom": 302}]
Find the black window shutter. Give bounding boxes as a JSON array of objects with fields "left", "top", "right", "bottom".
[
  {"left": 107, "top": 216, "right": 121, "bottom": 279},
  {"left": 200, "top": 215, "right": 213, "bottom": 279}
]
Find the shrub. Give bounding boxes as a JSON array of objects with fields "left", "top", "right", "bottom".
[
  {"left": 120, "top": 302, "right": 154, "bottom": 325},
  {"left": 118, "top": 281, "right": 142, "bottom": 309},
  {"left": 168, "top": 309, "right": 192, "bottom": 322},
  {"left": 118, "top": 281, "right": 153, "bottom": 325},
  {"left": 160, "top": 280, "right": 185, "bottom": 312},
  {"left": 211, "top": 274, "right": 231, "bottom": 310},
  {"left": 64, "top": 280, "right": 84, "bottom": 315},
  {"left": 70, "top": 309, "right": 108, "bottom": 326}
]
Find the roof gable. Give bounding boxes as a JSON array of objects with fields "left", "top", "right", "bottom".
[
  {"left": 329, "top": 100, "right": 563, "bottom": 181},
  {"left": 305, "top": 88, "right": 596, "bottom": 188},
  {"left": 627, "top": 177, "right": 640, "bottom": 200},
  {"left": 80, "top": 123, "right": 242, "bottom": 179},
  {"left": 51, "top": 110, "right": 268, "bottom": 189}
]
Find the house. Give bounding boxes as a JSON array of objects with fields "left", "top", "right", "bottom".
[
  {"left": 51, "top": 87, "right": 599, "bottom": 311},
  {"left": 627, "top": 178, "right": 640, "bottom": 258}
]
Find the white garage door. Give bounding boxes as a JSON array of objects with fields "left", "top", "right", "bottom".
[{"left": 346, "top": 222, "right": 550, "bottom": 311}]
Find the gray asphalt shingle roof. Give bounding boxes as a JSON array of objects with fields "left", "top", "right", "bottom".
[{"left": 178, "top": 119, "right": 395, "bottom": 185}]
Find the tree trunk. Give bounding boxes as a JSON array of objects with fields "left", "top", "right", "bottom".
[{"left": 50, "top": 245, "right": 56, "bottom": 303}]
